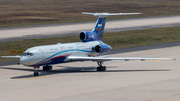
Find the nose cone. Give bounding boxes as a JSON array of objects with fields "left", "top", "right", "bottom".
[{"left": 20, "top": 57, "right": 30, "bottom": 66}]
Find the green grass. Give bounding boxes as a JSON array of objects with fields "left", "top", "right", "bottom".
[
  {"left": 0, "top": 0, "right": 180, "bottom": 27},
  {"left": 1, "top": 26, "right": 180, "bottom": 62},
  {"left": 103, "top": 27, "right": 180, "bottom": 49}
]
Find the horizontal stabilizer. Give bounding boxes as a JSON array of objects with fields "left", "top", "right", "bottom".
[{"left": 82, "top": 12, "right": 143, "bottom": 18}]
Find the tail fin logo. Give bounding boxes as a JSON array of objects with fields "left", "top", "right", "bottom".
[{"left": 96, "top": 24, "right": 102, "bottom": 31}]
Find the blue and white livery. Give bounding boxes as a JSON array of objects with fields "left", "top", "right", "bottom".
[{"left": 1, "top": 12, "right": 175, "bottom": 76}]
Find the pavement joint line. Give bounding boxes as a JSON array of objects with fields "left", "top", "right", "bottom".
[
  {"left": 0, "top": 79, "right": 12, "bottom": 82},
  {"left": 23, "top": 34, "right": 43, "bottom": 37},
  {"left": 146, "top": 60, "right": 162, "bottom": 62},
  {"left": 18, "top": 74, "right": 55, "bottom": 80}
]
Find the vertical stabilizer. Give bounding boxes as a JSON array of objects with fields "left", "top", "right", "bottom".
[
  {"left": 82, "top": 12, "right": 142, "bottom": 41},
  {"left": 93, "top": 17, "right": 106, "bottom": 40}
]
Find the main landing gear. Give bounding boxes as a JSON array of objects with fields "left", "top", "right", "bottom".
[
  {"left": 97, "top": 62, "right": 106, "bottom": 71},
  {"left": 43, "top": 65, "right": 53, "bottom": 71},
  {"left": 33, "top": 65, "right": 53, "bottom": 76}
]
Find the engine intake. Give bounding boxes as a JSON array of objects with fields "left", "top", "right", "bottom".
[
  {"left": 79, "top": 31, "right": 96, "bottom": 42},
  {"left": 95, "top": 44, "right": 111, "bottom": 53},
  {"left": 79, "top": 32, "right": 86, "bottom": 41}
]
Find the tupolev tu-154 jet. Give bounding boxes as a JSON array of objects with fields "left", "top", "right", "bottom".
[{"left": 1, "top": 12, "right": 176, "bottom": 76}]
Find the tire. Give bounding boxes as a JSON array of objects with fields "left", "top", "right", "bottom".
[
  {"left": 43, "top": 66, "right": 47, "bottom": 70},
  {"left": 34, "top": 71, "right": 39, "bottom": 76},
  {"left": 97, "top": 67, "right": 100, "bottom": 71},
  {"left": 49, "top": 66, "right": 52, "bottom": 70},
  {"left": 103, "top": 66, "right": 106, "bottom": 71}
]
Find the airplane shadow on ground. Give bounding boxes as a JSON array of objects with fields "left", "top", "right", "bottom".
[{"left": 0, "top": 66, "right": 171, "bottom": 79}]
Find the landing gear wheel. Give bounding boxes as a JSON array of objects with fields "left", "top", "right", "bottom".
[
  {"left": 49, "top": 66, "right": 52, "bottom": 70},
  {"left": 34, "top": 71, "right": 39, "bottom": 76},
  {"left": 43, "top": 66, "right": 48, "bottom": 70},
  {"left": 43, "top": 66, "right": 46, "bottom": 70},
  {"left": 97, "top": 67, "right": 100, "bottom": 71},
  {"left": 103, "top": 66, "right": 106, "bottom": 71},
  {"left": 33, "top": 66, "right": 39, "bottom": 76},
  {"left": 43, "top": 65, "right": 53, "bottom": 71},
  {"left": 97, "top": 66, "right": 106, "bottom": 71},
  {"left": 96, "top": 62, "right": 106, "bottom": 71}
]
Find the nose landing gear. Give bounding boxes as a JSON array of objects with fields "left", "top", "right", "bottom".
[
  {"left": 97, "top": 62, "right": 106, "bottom": 71},
  {"left": 33, "top": 66, "right": 53, "bottom": 76},
  {"left": 33, "top": 67, "right": 39, "bottom": 76}
]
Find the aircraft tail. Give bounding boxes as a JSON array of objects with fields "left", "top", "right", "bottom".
[
  {"left": 92, "top": 17, "right": 106, "bottom": 40},
  {"left": 82, "top": 12, "right": 143, "bottom": 41}
]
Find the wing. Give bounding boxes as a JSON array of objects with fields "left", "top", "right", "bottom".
[
  {"left": 1, "top": 56, "right": 21, "bottom": 58},
  {"left": 65, "top": 55, "right": 175, "bottom": 62}
]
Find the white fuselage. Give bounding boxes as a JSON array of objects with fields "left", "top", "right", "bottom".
[{"left": 20, "top": 40, "right": 103, "bottom": 67}]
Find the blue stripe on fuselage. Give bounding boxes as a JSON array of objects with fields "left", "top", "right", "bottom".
[{"left": 31, "top": 49, "right": 92, "bottom": 66}]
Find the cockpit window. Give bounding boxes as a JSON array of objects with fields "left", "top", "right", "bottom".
[
  {"left": 30, "top": 53, "right": 34, "bottom": 56},
  {"left": 22, "top": 52, "right": 34, "bottom": 56}
]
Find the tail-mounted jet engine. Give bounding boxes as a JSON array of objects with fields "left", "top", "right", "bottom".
[
  {"left": 79, "top": 31, "right": 97, "bottom": 42},
  {"left": 94, "top": 44, "right": 111, "bottom": 54}
]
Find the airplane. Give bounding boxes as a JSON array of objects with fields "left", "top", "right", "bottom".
[{"left": 1, "top": 12, "right": 176, "bottom": 76}]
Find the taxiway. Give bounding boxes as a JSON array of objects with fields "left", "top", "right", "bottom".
[{"left": 0, "top": 43, "right": 179, "bottom": 101}]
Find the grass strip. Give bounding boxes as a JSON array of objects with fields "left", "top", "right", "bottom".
[
  {"left": 0, "top": 0, "right": 180, "bottom": 27},
  {"left": 0, "top": 26, "right": 180, "bottom": 62}
]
